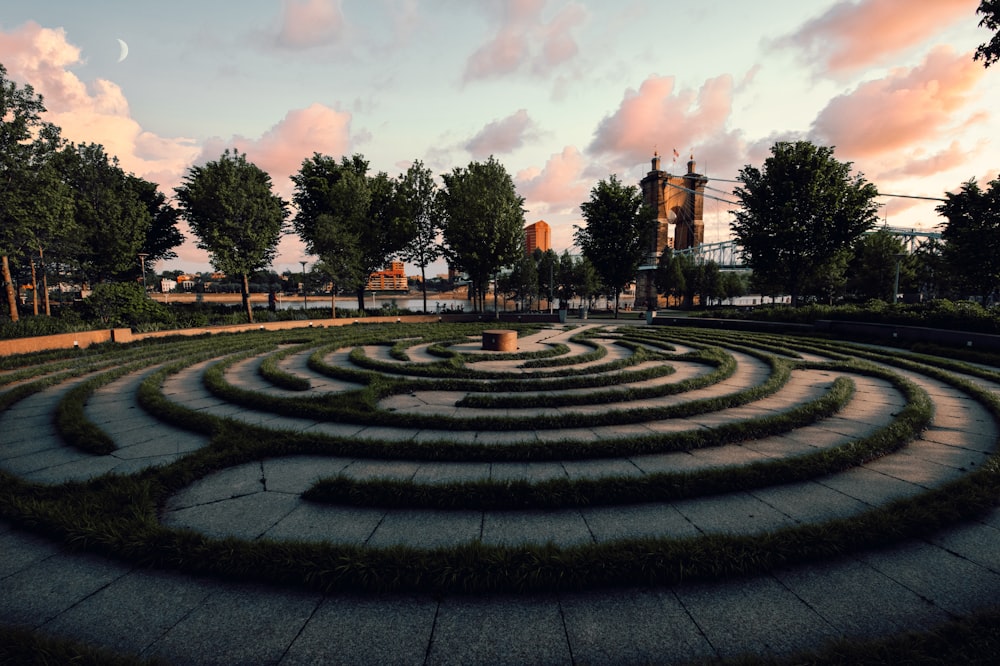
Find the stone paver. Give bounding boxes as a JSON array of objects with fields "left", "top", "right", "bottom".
[{"left": 2, "top": 322, "right": 1000, "bottom": 664}]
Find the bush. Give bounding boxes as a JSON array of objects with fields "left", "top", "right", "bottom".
[{"left": 81, "top": 282, "right": 177, "bottom": 329}]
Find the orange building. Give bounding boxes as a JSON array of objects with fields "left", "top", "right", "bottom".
[
  {"left": 525, "top": 220, "right": 551, "bottom": 255},
  {"left": 367, "top": 261, "right": 408, "bottom": 291}
]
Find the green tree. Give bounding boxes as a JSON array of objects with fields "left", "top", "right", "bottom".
[
  {"left": 131, "top": 175, "right": 183, "bottom": 272},
  {"left": 292, "top": 154, "right": 413, "bottom": 313},
  {"left": 655, "top": 248, "right": 686, "bottom": 306},
  {"left": 60, "top": 143, "right": 152, "bottom": 284},
  {"left": 497, "top": 252, "right": 537, "bottom": 311},
  {"left": 440, "top": 156, "right": 525, "bottom": 313},
  {"left": 720, "top": 271, "right": 748, "bottom": 304},
  {"left": 174, "top": 149, "right": 287, "bottom": 323},
  {"left": 0, "top": 64, "right": 67, "bottom": 321},
  {"left": 731, "top": 141, "right": 880, "bottom": 306},
  {"left": 975, "top": 0, "right": 1000, "bottom": 67},
  {"left": 533, "top": 248, "right": 558, "bottom": 311},
  {"left": 937, "top": 177, "right": 1000, "bottom": 301},
  {"left": 396, "top": 160, "right": 443, "bottom": 313},
  {"left": 575, "top": 175, "right": 656, "bottom": 317},
  {"left": 847, "top": 229, "right": 912, "bottom": 302},
  {"left": 911, "top": 238, "right": 950, "bottom": 300}
]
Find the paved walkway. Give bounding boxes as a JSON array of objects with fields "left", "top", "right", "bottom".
[{"left": 2, "top": 324, "right": 1000, "bottom": 664}]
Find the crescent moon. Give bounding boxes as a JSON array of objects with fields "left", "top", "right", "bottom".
[{"left": 117, "top": 38, "right": 129, "bottom": 63}]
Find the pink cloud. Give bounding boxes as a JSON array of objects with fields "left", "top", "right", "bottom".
[
  {"left": 465, "top": 109, "right": 538, "bottom": 157},
  {"left": 0, "top": 21, "right": 201, "bottom": 192},
  {"left": 810, "top": 46, "right": 985, "bottom": 160},
  {"left": 588, "top": 74, "right": 735, "bottom": 168},
  {"left": 275, "top": 0, "right": 346, "bottom": 49},
  {"left": 197, "top": 103, "right": 353, "bottom": 200},
  {"left": 516, "top": 146, "right": 589, "bottom": 213},
  {"left": 463, "top": 0, "right": 586, "bottom": 82},
  {"left": 778, "top": 0, "right": 979, "bottom": 73}
]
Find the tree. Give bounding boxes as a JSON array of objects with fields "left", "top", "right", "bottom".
[
  {"left": 847, "top": 229, "right": 909, "bottom": 302},
  {"left": 496, "top": 253, "right": 537, "bottom": 311},
  {"left": 655, "top": 249, "right": 686, "bottom": 306},
  {"left": 174, "top": 149, "right": 287, "bottom": 323},
  {"left": 731, "top": 141, "right": 880, "bottom": 306},
  {"left": 60, "top": 143, "right": 153, "bottom": 284},
  {"left": 131, "top": 175, "right": 183, "bottom": 271},
  {"left": 533, "top": 248, "right": 558, "bottom": 311},
  {"left": 440, "top": 156, "right": 525, "bottom": 313},
  {"left": 575, "top": 175, "right": 656, "bottom": 317},
  {"left": 937, "top": 177, "right": 1000, "bottom": 301},
  {"left": 292, "top": 154, "right": 413, "bottom": 313},
  {"left": 975, "top": 0, "right": 1000, "bottom": 67},
  {"left": 397, "top": 160, "right": 444, "bottom": 313},
  {"left": 0, "top": 64, "right": 67, "bottom": 321}
]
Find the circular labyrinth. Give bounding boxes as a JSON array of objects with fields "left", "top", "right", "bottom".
[{"left": 2, "top": 320, "right": 1000, "bottom": 664}]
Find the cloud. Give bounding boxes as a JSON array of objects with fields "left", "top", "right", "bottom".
[
  {"left": 463, "top": 0, "right": 586, "bottom": 82},
  {"left": 0, "top": 21, "right": 202, "bottom": 192},
  {"left": 777, "top": 0, "right": 978, "bottom": 73},
  {"left": 810, "top": 46, "right": 986, "bottom": 161},
  {"left": 516, "top": 145, "right": 589, "bottom": 214},
  {"left": 274, "top": 0, "right": 346, "bottom": 49},
  {"left": 587, "top": 74, "right": 735, "bottom": 168},
  {"left": 465, "top": 109, "right": 539, "bottom": 157}
]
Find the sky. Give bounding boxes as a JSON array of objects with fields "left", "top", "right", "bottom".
[{"left": 2, "top": 0, "right": 998, "bottom": 278}]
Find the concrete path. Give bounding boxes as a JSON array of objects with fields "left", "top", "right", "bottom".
[{"left": 2, "top": 323, "right": 1000, "bottom": 664}]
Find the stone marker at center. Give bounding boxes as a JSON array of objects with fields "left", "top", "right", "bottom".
[{"left": 482, "top": 329, "right": 517, "bottom": 352}]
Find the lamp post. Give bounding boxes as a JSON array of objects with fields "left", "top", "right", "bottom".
[
  {"left": 300, "top": 261, "right": 308, "bottom": 310},
  {"left": 138, "top": 253, "right": 149, "bottom": 296},
  {"left": 893, "top": 253, "right": 906, "bottom": 304}
]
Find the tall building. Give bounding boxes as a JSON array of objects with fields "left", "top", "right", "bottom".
[
  {"left": 525, "top": 220, "right": 551, "bottom": 255},
  {"left": 367, "top": 261, "right": 408, "bottom": 291},
  {"left": 635, "top": 152, "right": 707, "bottom": 307}
]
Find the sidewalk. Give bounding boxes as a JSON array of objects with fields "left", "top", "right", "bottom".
[{"left": 2, "top": 324, "right": 999, "bottom": 664}]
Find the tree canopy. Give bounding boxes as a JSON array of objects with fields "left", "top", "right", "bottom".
[
  {"left": 396, "top": 160, "right": 444, "bottom": 313},
  {"left": 440, "top": 156, "right": 525, "bottom": 312},
  {"left": 574, "top": 175, "right": 656, "bottom": 317},
  {"left": 937, "top": 177, "right": 1000, "bottom": 301},
  {"left": 975, "top": 0, "right": 1000, "bottom": 67},
  {"left": 1, "top": 63, "right": 68, "bottom": 321},
  {"left": 174, "top": 149, "right": 287, "bottom": 322},
  {"left": 292, "top": 153, "right": 413, "bottom": 312},
  {"left": 730, "top": 141, "right": 879, "bottom": 306}
]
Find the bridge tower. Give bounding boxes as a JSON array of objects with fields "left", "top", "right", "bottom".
[{"left": 636, "top": 152, "right": 707, "bottom": 308}]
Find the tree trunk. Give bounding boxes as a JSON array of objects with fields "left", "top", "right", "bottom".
[
  {"left": 356, "top": 286, "right": 365, "bottom": 313},
  {"left": 614, "top": 291, "right": 620, "bottom": 319},
  {"left": 39, "top": 247, "right": 50, "bottom": 316},
  {"left": 30, "top": 259, "right": 39, "bottom": 316},
  {"left": 2, "top": 255, "right": 18, "bottom": 322},
  {"left": 241, "top": 273, "right": 254, "bottom": 323},
  {"left": 420, "top": 266, "right": 428, "bottom": 313},
  {"left": 330, "top": 283, "right": 337, "bottom": 318}
]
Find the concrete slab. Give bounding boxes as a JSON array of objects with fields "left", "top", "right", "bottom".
[
  {"left": 262, "top": 503, "right": 384, "bottom": 544},
  {"left": 676, "top": 575, "right": 840, "bottom": 660},
  {"left": 282, "top": 594, "right": 437, "bottom": 665},
  {"left": 674, "top": 492, "right": 798, "bottom": 535},
  {"left": 426, "top": 595, "right": 571, "bottom": 666},
  {"left": 481, "top": 509, "right": 593, "bottom": 547},
  {"left": 583, "top": 503, "right": 700, "bottom": 542},
  {"left": 366, "top": 509, "right": 482, "bottom": 549},
  {"left": 41, "top": 568, "right": 216, "bottom": 657},
  {"left": 144, "top": 582, "right": 320, "bottom": 665}
]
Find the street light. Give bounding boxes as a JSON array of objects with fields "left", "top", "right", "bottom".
[
  {"left": 299, "top": 260, "right": 308, "bottom": 310},
  {"left": 893, "top": 252, "right": 906, "bottom": 304},
  {"left": 138, "top": 253, "right": 149, "bottom": 295}
]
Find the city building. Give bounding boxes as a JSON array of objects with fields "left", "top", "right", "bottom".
[
  {"left": 525, "top": 220, "right": 551, "bottom": 255},
  {"left": 636, "top": 152, "right": 707, "bottom": 308},
  {"left": 367, "top": 261, "right": 408, "bottom": 291}
]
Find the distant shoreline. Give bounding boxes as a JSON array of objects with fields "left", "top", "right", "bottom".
[{"left": 149, "top": 287, "right": 470, "bottom": 305}]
